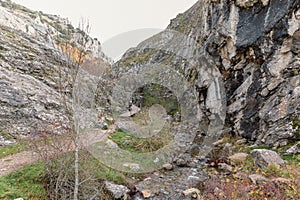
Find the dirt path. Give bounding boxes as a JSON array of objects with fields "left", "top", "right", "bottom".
[
  {"left": 0, "top": 150, "right": 39, "bottom": 177},
  {"left": 0, "top": 127, "right": 115, "bottom": 177}
]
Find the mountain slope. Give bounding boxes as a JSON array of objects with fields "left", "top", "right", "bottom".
[{"left": 115, "top": 0, "right": 300, "bottom": 147}]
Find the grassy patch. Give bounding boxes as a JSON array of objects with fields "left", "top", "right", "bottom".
[
  {"left": 282, "top": 154, "right": 300, "bottom": 166},
  {"left": 0, "top": 143, "right": 25, "bottom": 159},
  {"left": 79, "top": 153, "right": 125, "bottom": 184},
  {"left": 110, "top": 129, "right": 172, "bottom": 153},
  {"left": 0, "top": 162, "right": 46, "bottom": 200}
]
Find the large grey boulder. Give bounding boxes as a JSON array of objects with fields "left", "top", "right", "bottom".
[
  {"left": 105, "top": 181, "right": 130, "bottom": 199},
  {"left": 250, "top": 149, "right": 285, "bottom": 168}
]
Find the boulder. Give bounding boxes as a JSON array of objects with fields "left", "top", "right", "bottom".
[
  {"left": 250, "top": 149, "right": 285, "bottom": 168},
  {"left": 105, "top": 181, "right": 130, "bottom": 199},
  {"left": 283, "top": 141, "right": 300, "bottom": 155},
  {"left": 228, "top": 153, "right": 248, "bottom": 163},
  {"left": 249, "top": 174, "right": 269, "bottom": 184}
]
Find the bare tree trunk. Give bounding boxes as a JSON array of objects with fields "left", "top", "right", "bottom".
[
  {"left": 73, "top": 125, "right": 79, "bottom": 200},
  {"left": 72, "top": 19, "right": 90, "bottom": 200}
]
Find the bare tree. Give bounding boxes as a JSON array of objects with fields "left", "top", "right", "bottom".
[{"left": 46, "top": 18, "right": 92, "bottom": 199}]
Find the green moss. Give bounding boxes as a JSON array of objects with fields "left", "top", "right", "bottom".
[
  {"left": 0, "top": 162, "right": 46, "bottom": 200},
  {"left": 121, "top": 50, "right": 153, "bottom": 66}
]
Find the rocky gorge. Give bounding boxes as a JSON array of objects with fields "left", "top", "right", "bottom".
[{"left": 0, "top": 0, "right": 299, "bottom": 199}]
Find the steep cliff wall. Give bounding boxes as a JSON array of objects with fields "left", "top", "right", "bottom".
[
  {"left": 0, "top": 0, "right": 108, "bottom": 143},
  {"left": 115, "top": 0, "right": 300, "bottom": 147}
]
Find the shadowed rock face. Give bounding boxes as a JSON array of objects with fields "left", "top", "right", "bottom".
[{"left": 115, "top": 0, "right": 300, "bottom": 147}]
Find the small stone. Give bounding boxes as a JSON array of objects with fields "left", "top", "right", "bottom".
[
  {"left": 233, "top": 172, "right": 247, "bottom": 180},
  {"left": 249, "top": 174, "right": 269, "bottom": 184},
  {"left": 283, "top": 141, "right": 300, "bottom": 155},
  {"left": 120, "top": 105, "right": 141, "bottom": 117},
  {"left": 250, "top": 149, "right": 285, "bottom": 169},
  {"left": 141, "top": 189, "right": 151, "bottom": 199},
  {"left": 214, "top": 187, "right": 225, "bottom": 198},
  {"left": 14, "top": 198, "right": 24, "bottom": 200},
  {"left": 162, "top": 163, "right": 173, "bottom": 170},
  {"left": 176, "top": 158, "right": 187, "bottom": 167},
  {"left": 236, "top": 138, "right": 247, "bottom": 145},
  {"left": 272, "top": 177, "right": 291, "bottom": 185},
  {"left": 236, "top": 0, "right": 258, "bottom": 8},
  {"left": 183, "top": 188, "right": 201, "bottom": 198},
  {"left": 228, "top": 153, "right": 248, "bottom": 163},
  {"left": 123, "top": 163, "right": 140, "bottom": 171},
  {"left": 218, "top": 163, "right": 233, "bottom": 174},
  {"left": 105, "top": 181, "right": 130, "bottom": 199},
  {"left": 213, "top": 138, "right": 224, "bottom": 146},
  {"left": 187, "top": 175, "right": 203, "bottom": 185},
  {"left": 260, "top": 0, "right": 269, "bottom": 6}
]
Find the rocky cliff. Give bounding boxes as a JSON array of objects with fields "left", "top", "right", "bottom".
[
  {"left": 115, "top": 0, "right": 300, "bottom": 148},
  {"left": 0, "top": 0, "right": 108, "bottom": 144},
  {"left": 0, "top": 0, "right": 299, "bottom": 148}
]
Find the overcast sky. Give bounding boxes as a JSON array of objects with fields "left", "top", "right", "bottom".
[{"left": 13, "top": 0, "right": 197, "bottom": 42}]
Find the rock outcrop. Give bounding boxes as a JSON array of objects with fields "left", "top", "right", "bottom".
[
  {"left": 114, "top": 0, "right": 300, "bottom": 148},
  {"left": 0, "top": 0, "right": 109, "bottom": 141}
]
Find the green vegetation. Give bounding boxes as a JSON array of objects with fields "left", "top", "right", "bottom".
[
  {"left": 0, "top": 143, "right": 25, "bottom": 159},
  {"left": 0, "top": 150, "right": 125, "bottom": 199},
  {"left": 292, "top": 120, "right": 300, "bottom": 128},
  {"left": 132, "top": 83, "right": 180, "bottom": 115},
  {"left": 120, "top": 49, "right": 153, "bottom": 66},
  {"left": 110, "top": 129, "right": 172, "bottom": 153},
  {"left": 0, "top": 132, "right": 26, "bottom": 158},
  {"left": 0, "top": 162, "right": 46, "bottom": 200}
]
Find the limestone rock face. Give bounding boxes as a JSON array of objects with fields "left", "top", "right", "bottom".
[
  {"left": 0, "top": 1, "right": 109, "bottom": 141},
  {"left": 115, "top": 0, "right": 300, "bottom": 147}
]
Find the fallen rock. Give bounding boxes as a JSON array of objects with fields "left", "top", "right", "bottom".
[
  {"left": 218, "top": 163, "right": 233, "bottom": 174},
  {"left": 182, "top": 188, "right": 201, "bottom": 200},
  {"left": 120, "top": 105, "right": 141, "bottom": 117},
  {"left": 283, "top": 141, "right": 300, "bottom": 155},
  {"left": 141, "top": 189, "right": 151, "bottom": 199},
  {"left": 233, "top": 172, "right": 248, "bottom": 180},
  {"left": 236, "top": 0, "right": 258, "bottom": 8},
  {"left": 162, "top": 163, "right": 173, "bottom": 170},
  {"left": 250, "top": 149, "right": 285, "bottom": 169},
  {"left": 105, "top": 181, "right": 130, "bottom": 199},
  {"left": 0, "top": 135, "right": 15, "bottom": 146},
  {"left": 175, "top": 154, "right": 192, "bottom": 167},
  {"left": 249, "top": 174, "right": 270, "bottom": 184},
  {"left": 236, "top": 138, "right": 247, "bottom": 145},
  {"left": 187, "top": 175, "right": 205, "bottom": 186},
  {"left": 228, "top": 153, "right": 248, "bottom": 163},
  {"left": 214, "top": 187, "right": 226, "bottom": 198},
  {"left": 272, "top": 177, "right": 291, "bottom": 185},
  {"left": 213, "top": 138, "right": 225, "bottom": 146}
]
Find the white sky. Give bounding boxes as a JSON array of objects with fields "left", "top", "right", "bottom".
[{"left": 12, "top": 0, "right": 197, "bottom": 42}]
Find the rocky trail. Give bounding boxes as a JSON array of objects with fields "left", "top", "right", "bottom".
[
  {"left": 0, "top": 150, "right": 39, "bottom": 177},
  {"left": 0, "top": 138, "right": 74, "bottom": 177}
]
